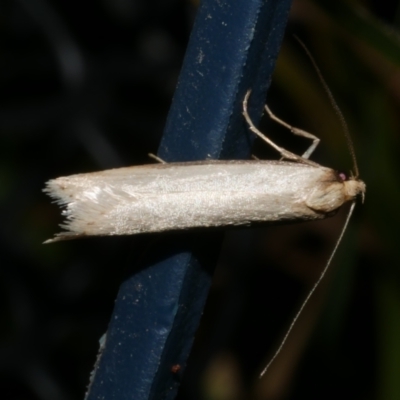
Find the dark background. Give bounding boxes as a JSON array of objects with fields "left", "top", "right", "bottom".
[{"left": 1, "top": 0, "right": 399, "bottom": 399}]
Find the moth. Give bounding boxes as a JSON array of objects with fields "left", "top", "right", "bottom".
[
  {"left": 43, "top": 91, "right": 365, "bottom": 244},
  {"left": 44, "top": 87, "right": 365, "bottom": 377}
]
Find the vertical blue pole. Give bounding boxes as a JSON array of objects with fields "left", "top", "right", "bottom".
[{"left": 86, "top": 1, "right": 293, "bottom": 399}]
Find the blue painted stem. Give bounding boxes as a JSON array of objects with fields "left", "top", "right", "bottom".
[{"left": 86, "top": 0, "right": 293, "bottom": 399}]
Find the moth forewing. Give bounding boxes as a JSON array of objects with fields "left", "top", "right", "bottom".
[{"left": 43, "top": 160, "right": 363, "bottom": 243}]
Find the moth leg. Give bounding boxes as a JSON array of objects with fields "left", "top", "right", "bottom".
[
  {"left": 148, "top": 153, "right": 166, "bottom": 164},
  {"left": 264, "top": 105, "right": 320, "bottom": 159},
  {"left": 243, "top": 91, "right": 306, "bottom": 164}
]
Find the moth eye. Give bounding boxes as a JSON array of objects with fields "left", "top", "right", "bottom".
[{"left": 338, "top": 172, "right": 347, "bottom": 181}]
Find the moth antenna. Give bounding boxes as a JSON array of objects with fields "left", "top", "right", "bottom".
[
  {"left": 293, "top": 35, "right": 359, "bottom": 178},
  {"left": 259, "top": 201, "right": 357, "bottom": 378}
]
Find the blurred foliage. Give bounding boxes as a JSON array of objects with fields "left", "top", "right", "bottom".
[{"left": 1, "top": 0, "right": 399, "bottom": 399}]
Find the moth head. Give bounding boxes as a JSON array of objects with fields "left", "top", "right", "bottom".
[
  {"left": 306, "top": 171, "right": 366, "bottom": 213},
  {"left": 342, "top": 175, "right": 366, "bottom": 203}
]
